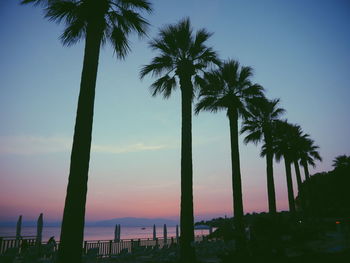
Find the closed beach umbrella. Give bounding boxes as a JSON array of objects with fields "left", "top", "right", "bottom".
[
  {"left": 163, "top": 224, "right": 167, "bottom": 244},
  {"left": 118, "top": 224, "right": 121, "bottom": 241},
  {"left": 36, "top": 213, "right": 43, "bottom": 245},
  {"left": 16, "top": 215, "right": 22, "bottom": 239},
  {"left": 153, "top": 224, "right": 156, "bottom": 240},
  {"left": 176, "top": 225, "right": 179, "bottom": 242},
  {"left": 114, "top": 224, "right": 118, "bottom": 242}
]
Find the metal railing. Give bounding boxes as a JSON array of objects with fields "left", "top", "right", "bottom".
[{"left": 0, "top": 235, "right": 206, "bottom": 257}]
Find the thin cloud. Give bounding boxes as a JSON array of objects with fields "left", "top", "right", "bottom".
[
  {"left": 0, "top": 135, "right": 167, "bottom": 155},
  {"left": 0, "top": 135, "right": 71, "bottom": 155},
  {"left": 92, "top": 143, "right": 166, "bottom": 154}
]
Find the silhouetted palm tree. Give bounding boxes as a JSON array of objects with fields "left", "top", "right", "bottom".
[
  {"left": 21, "top": 1, "right": 152, "bottom": 262},
  {"left": 297, "top": 136, "right": 321, "bottom": 215},
  {"left": 272, "top": 120, "right": 297, "bottom": 214},
  {"left": 298, "top": 137, "right": 322, "bottom": 181},
  {"left": 241, "top": 97, "right": 285, "bottom": 214},
  {"left": 195, "top": 60, "right": 263, "bottom": 251},
  {"left": 288, "top": 125, "right": 308, "bottom": 193},
  {"left": 332, "top": 155, "right": 350, "bottom": 170},
  {"left": 140, "top": 18, "right": 219, "bottom": 262}
]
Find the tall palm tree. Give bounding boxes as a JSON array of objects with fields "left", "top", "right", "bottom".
[
  {"left": 288, "top": 125, "right": 308, "bottom": 193},
  {"left": 272, "top": 120, "right": 297, "bottom": 214},
  {"left": 21, "top": 1, "right": 152, "bottom": 262},
  {"left": 241, "top": 97, "right": 285, "bottom": 214},
  {"left": 195, "top": 60, "right": 263, "bottom": 251},
  {"left": 140, "top": 18, "right": 219, "bottom": 263}
]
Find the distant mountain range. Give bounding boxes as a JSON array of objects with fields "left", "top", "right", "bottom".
[
  {"left": 86, "top": 217, "right": 179, "bottom": 227},
  {"left": 0, "top": 217, "right": 179, "bottom": 227}
]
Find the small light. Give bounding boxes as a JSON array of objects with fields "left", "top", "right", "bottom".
[{"left": 336, "top": 221, "right": 341, "bottom": 224}]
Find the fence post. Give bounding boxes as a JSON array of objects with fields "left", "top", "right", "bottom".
[
  {"left": 109, "top": 240, "right": 112, "bottom": 256},
  {"left": 0, "top": 237, "right": 3, "bottom": 254},
  {"left": 83, "top": 241, "right": 87, "bottom": 254},
  {"left": 130, "top": 239, "right": 133, "bottom": 253}
]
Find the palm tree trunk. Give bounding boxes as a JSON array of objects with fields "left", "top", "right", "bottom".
[
  {"left": 228, "top": 109, "right": 245, "bottom": 252},
  {"left": 293, "top": 160, "right": 302, "bottom": 192},
  {"left": 284, "top": 157, "right": 296, "bottom": 215},
  {"left": 301, "top": 162, "right": 313, "bottom": 216},
  {"left": 302, "top": 162, "right": 310, "bottom": 181},
  {"left": 58, "top": 21, "right": 103, "bottom": 263},
  {"left": 179, "top": 77, "right": 195, "bottom": 263},
  {"left": 294, "top": 160, "right": 307, "bottom": 213},
  {"left": 264, "top": 133, "right": 277, "bottom": 214}
]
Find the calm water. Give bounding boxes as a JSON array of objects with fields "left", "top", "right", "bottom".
[{"left": 0, "top": 226, "right": 209, "bottom": 241}]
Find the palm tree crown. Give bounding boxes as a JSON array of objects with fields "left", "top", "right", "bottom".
[
  {"left": 299, "top": 138, "right": 322, "bottom": 166},
  {"left": 241, "top": 97, "right": 285, "bottom": 145},
  {"left": 297, "top": 136, "right": 322, "bottom": 180},
  {"left": 333, "top": 155, "right": 350, "bottom": 169},
  {"left": 195, "top": 60, "right": 263, "bottom": 115},
  {"left": 22, "top": 0, "right": 152, "bottom": 58},
  {"left": 140, "top": 17, "right": 219, "bottom": 98}
]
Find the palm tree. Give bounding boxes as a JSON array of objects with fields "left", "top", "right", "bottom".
[
  {"left": 298, "top": 137, "right": 322, "bottom": 181},
  {"left": 241, "top": 97, "right": 285, "bottom": 214},
  {"left": 195, "top": 60, "right": 263, "bottom": 251},
  {"left": 272, "top": 120, "right": 297, "bottom": 214},
  {"left": 21, "top": 1, "right": 152, "bottom": 262},
  {"left": 297, "top": 136, "right": 321, "bottom": 215},
  {"left": 332, "top": 155, "right": 350, "bottom": 170},
  {"left": 289, "top": 125, "right": 308, "bottom": 193},
  {"left": 140, "top": 18, "right": 219, "bottom": 262}
]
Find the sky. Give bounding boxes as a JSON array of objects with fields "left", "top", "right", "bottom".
[{"left": 0, "top": 0, "right": 349, "bottom": 222}]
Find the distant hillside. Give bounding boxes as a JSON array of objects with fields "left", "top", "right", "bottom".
[
  {"left": 0, "top": 217, "right": 179, "bottom": 227},
  {"left": 86, "top": 217, "right": 179, "bottom": 227},
  {"left": 0, "top": 221, "right": 61, "bottom": 227}
]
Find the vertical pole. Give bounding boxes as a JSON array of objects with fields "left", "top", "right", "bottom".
[
  {"left": 153, "top": 224, "right": 156, "bottom": 241},
  {"left": 176, "top": 225, "right": 179, "bottom": 243},
  {"left": 109, "top": 240, "right": 112, "bottom": 256},
  {"left": 114, "top": 224, "right": 118, "bottom": 242},
  {"left": 163, "top": 224, "right": 167, "bottom": 245},
  {"left": 84, "top": 241, "right": 87, "bottom": 254}
]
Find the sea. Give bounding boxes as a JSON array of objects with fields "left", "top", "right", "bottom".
[{"left": 0, "top": 226, "right": 209, "bottom": 241}]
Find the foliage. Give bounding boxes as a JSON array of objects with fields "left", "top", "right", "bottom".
[
  {"left": 297, "top": 161, "right": 350, "bottom": 217},
  {"left": 333, "top": 155, "right": 350, "bottom": 170}
]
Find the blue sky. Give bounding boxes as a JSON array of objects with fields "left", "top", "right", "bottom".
[{"left": 0, "top": 0, "right": 349, "bottom": 221}]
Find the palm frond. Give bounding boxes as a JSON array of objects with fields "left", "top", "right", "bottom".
[
  {"left": 195, "top": 96, "right": 224, "bottom": 114},
  {"left": 21, "top": 0, "right": 53, "bottom": 6},
  {"left": 243, "top": 130, "right": 263, "bottom": 145},
  {"left": 140, "top": 55, "right": 174, "bottom": 79},
  {"left": 110, "top": 25, "right": 131, "bottom": 59},
  {"left": 60, "top": 17, "right": 86, "bottom": 46},
  {"left": 45, "top": 1, "right": 80, "bottom": 24},
  {"left": 119, "top": 0, "right": 153, "bottom": 13},
  {"left": 150, "top": 75, "right": 177, "bottom": 98},
  {"left": 117, "top": 8, "right": 149, "bottom": 37}
]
